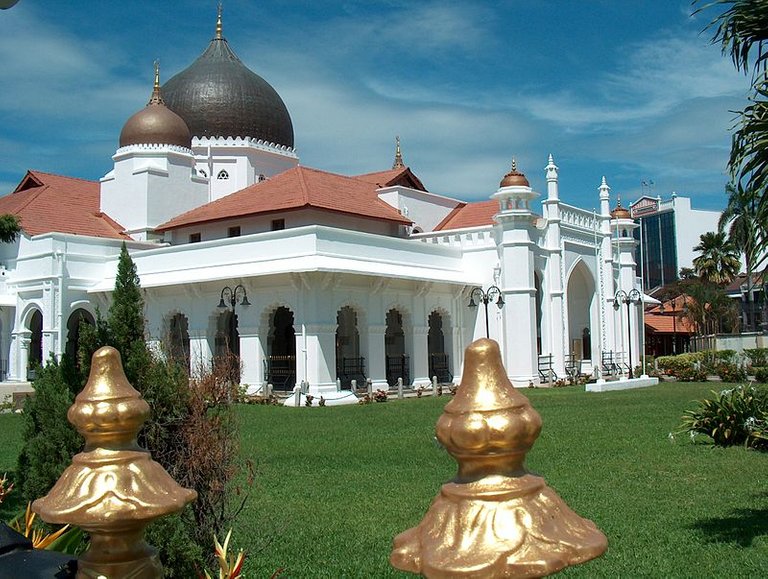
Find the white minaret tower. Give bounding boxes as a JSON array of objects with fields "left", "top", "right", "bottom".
[
  {"left": 542, "top": 154, "right": 566, "bottom": 377},
  {"left": 492, "top": 160, "right": 540, "bottom": 386},
  {"left": 598, "top": 177, "right": 616, "bottom": 361},
  {"left": 610, "top": 196, "right": 641, "bottom": 374}
]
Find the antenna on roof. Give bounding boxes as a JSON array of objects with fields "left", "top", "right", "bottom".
[{"left": 393, "top": 136, "right": 405, "bottom": 169}]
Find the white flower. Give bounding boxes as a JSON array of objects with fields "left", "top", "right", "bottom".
[{"left": 667, "top": 432, "right": 675, "bottom": 442}]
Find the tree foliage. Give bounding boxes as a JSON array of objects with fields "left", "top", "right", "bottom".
[
  {"left": 692, "top": 231, "right": 741, "bottom": 284},
  {"left": 0, "top": 213, "right": 21, "bottom": 244},
  {"left": 16, "top": 356, "right": 82, "bottom": 504},
  {"left": 696, "top": 1, "right": 768, "bottom": 226}
]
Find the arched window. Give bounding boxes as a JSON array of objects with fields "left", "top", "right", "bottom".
[
  {"left": 217, "top": 170, "right": 229, "bottom": 180},
  {"left": 65, "top": 309, "right": 95, "bottom": 365}
]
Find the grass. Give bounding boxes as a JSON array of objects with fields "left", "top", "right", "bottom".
[{"left": 1, "top": 382, "right": 767, "bottom": 577}]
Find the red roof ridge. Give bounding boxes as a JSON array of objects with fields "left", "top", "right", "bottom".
[
  {"left": 26, "top": 169, "right": 98, "bottom": 185},
  {"left": 434, "top": 203, "right": 467, "bottom": 231},
  {"left": 296, "top": 166, "right": 311, "bottom": 203}
]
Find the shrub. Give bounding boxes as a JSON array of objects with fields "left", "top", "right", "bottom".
[
  {"left": 714, "top": 361, "right": 747, "bottom": 383},
  {"left": 745, "top": 348, "right": 768, "bottom": 368},
  {"left": 16, "top": 356, "right": 83, "bottom": 504},
  {"left": 680, "top": 385, "right": 768, "bottom": 450},
  {"left": 754, "top": 367, "right": 768, "bottom": 383},
  {"left": 657, "top": 353, "right": 707, "bottom": 381}
]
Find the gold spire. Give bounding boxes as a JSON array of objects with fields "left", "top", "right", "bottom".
[
  {"left": 215, "top": 1, "right": 223, "bottom": 39},
  {"left": 391, "top": 338, "right": 607, "bottom": 576},
  {"left": 32, "top": 347, "right": 197, "bottom": 578},
  {"left": 392, "top": 136, "right": 404, "bottom": 169},
  {"left": 148, "top": 59, "right": 164, "bottom": 105}
]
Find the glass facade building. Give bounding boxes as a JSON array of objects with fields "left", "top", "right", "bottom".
[{"left": 634, "top": 211, "right": 678, "bottom": 290}]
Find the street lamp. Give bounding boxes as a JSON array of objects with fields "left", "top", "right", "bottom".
[
  {"left": 468, "top": 286, "right": 505, "bottom": 339},
  {"left": 218, "top": 284, "right": 250, "bottom": 310},
  {"left": 613, "top": 288, "right": 641, "bottom": 378}
]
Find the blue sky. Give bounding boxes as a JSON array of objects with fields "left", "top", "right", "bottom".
[{"left": 0, "top": 0, "right": 749, "bottom": 211}]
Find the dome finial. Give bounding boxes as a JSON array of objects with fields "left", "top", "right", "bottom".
[
  {"left": 393, "top": 136, "right": 405, "bottom": 169},
  {"left": 215, "top": 2, "right": 223, "bottom": 40},
  {"left": 149, "top": 60, "right": 164, "bottom": 105}
]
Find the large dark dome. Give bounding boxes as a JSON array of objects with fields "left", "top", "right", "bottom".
[{"left": 161, "top": 29, "right": 294, "bottom": 148}]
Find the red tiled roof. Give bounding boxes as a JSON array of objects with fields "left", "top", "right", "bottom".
[
  {"left": 644, "top": 313, "right": 694, "bottom": 334},
  {"left": 0, "top": 171, "right": 128, "bottom": 239},
  {"left": 434, "top": 200, "right": 498, "bottom": 231},
  {"left": 157, "top": 165, "right": 411, "bottom": 231},
  {"left": 355, "top": 166, "right": 427, "bottom": 192}
]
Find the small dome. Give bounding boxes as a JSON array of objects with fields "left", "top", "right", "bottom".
[
  {"left": 161, "top": 10, "right": 294, "bottom": 147},
  {"left": 611, "top": 200, "right": 631, "bottom": 220},
  {"left": 119, "top": 71, "right": 191, "bottom": 149},
  {"left": 499, "top": 159, "right": 530, "bottom": 188}
]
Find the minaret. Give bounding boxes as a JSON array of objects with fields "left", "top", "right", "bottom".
[
  {"left": 492, "top": 160, "right": 540, "bottom": 386},
  {"left": 542, "top": 155, "right": 566, "bottom": 378},
  {"left": 610, "top": 195, "right": 640, "bottom": 370},
  {"left": 392, "top": 136, "right": 405, "bottom": 169},
  {"left": 598, "top": 177, "right": 616, "bottom": 357}
]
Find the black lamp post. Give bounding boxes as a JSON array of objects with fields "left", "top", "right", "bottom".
[
  {"left": 218, "top": 284, "right": 250, "bottom": 311},
  {"left": 614, "top": 288, "right": 641, "bottom": 378},
  {"left": 468, "top": 286, "right": 505, "bottom": 339}
]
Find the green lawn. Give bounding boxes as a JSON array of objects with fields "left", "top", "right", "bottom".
[{"left": 1, "top": 382, "right": 767, "bottom": 577}]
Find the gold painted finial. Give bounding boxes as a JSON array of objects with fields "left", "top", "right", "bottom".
[
  {"left": 149, "top": 59, "right": 164, "bottom": 105},
  {"left": 393, "top": 135, "right": 404, "bottom": 169},
  {"left": 33, "top": 346, "right": 197, "bottom": 578},
  {"left": 391, "top": 338, "right": 607, "bottom": 577},
  {"left": 215, "top": 1, "right": 223, "bottom": 39}
]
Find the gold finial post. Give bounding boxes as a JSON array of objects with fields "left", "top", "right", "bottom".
[
  {"left": 393, "top": 135, "right": 405, "bottom": 169},
  {"left": 390, "top": 339, "right": 607, "bottom": 577},
  {"left": 33, "top": 347, "right": 197, "bottom": 578},
  {"left": 215, "top": 1, "right": 223, "bottom": 39}
]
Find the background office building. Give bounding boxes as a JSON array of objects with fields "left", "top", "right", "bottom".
[{"left": 630, "top": 195, "right": 720, "bottom": 290}]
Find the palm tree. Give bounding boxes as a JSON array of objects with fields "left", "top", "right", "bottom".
[
  {"left": 695, "top": 1, "right": 768, "bottom": 220},
  {"left": 692, "top": 231, "right": 741, "bottom": 285},
  {"left": 720, "top": 181, "right": 767, "bottom": 328}
]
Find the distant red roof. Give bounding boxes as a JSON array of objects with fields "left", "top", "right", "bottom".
[
  {"left": 435, "top": 200, "right": 498, "bottom": 231},
  {"left": 157, "top": 165, "right": 411, "bottom": 231},
  {"left": 355, "top": 166, "right": 428, "bottom": 192},
  {"left": 644, "top": 313, "right": 694, "bottom": 334},
  {"left": 0, "top": 171, "right": 128, "bottom": 239}
]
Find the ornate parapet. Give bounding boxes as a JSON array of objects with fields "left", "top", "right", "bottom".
[
  {"left": 391, "top": 338, "right": 607, "bottom": 577},
  {"left": 33, "top": 346, "right": 197, "bottom": 578}
]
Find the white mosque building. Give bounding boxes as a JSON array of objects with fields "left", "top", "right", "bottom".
[{"left": 0, "top": 11, "right": 644, "bottom": 395}]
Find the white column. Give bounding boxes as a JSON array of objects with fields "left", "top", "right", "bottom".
[
  {"left": 189, "top": 329, "right": 212, "bottom": 374},
  {"left": 411, "top": 325, "right": 430, "bottom": 387},
  {"left": 305, "top": 324, "right": 337, "bottom": 393},
  {"left": 238, "top": 326, "right": 262, "bottom": 394},
  {"left": 367, "top": 325, "right": 388, "bottom": 389}
]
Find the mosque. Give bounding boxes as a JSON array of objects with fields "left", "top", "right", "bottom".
[{"left": 0, "top": 9, "right": 644, "bottom": 395}]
